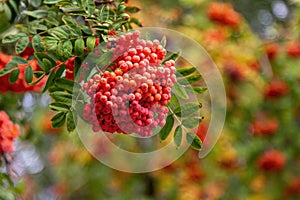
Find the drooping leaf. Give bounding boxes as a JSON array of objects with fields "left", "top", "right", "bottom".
[
  {"left": 174, "top": 103, "right": 201, "bottom": 118},
  {"left": 48, "top": 27, "right": 69, "bottom": 40},
  {"left": 80, "top": 26, "right": 92, "bottom": 35},
  {"left": 55, "top": 78, "right": 75, "bottom": 93},
  {"left": 162, "top": 51, "right": 181, "bottom": 64},
  {"left": 51, "top": 112, "right": 66, "bottom": 128},
  {"left": 190, "top": 87, "right": 207, "bottom": 94},
  {"left": 86, "top": 36, "right": 96, "bottom": 51},
  {"left": 182, "top": 118, "right": 201, "bottom": 129},
  {"left": 15, "top": 36, "right": 30, "bottom": 54},
  {"left": 186, "top": 132, "right": 202, "bottom": 150},
  {"left": 8, "top": 0, "right": 18, "bottom": 12},
  {"left": 2, "top": 33, "right": 27, "bottom": 44},
  {"left": 32, "top": 35, "right": 44, "bottom": 52},
  {"left": 125, "top": 6, "right": 140, "bottom": 13},
  {"left": 44, "top": 0, "right": 63, "bottom": 4},
  {"left": 55, "top": 64, "right": 66, "bottom": 78},
  {"left": 117, "top": 2, "right": 126, "bottom": 14},
  {"left": 33, "top": 71, "right": 45, "bottom": 78},
  {"left": 5, "top": 61, "right": 18, "bottom": 68},
  {"left": 74, "top": 38, "right": 85, "bottom": 57},
  {"left": 97, "top": 51, "right": 113, "bottom": 67},
  {"left": 9, "top": 69, "right": 20, "bottom": 83},
  {"left": 74, "top": 57, "right": 82, "bottom": 77},
  {"left": 34, "top": 52, "right": 57, "bottom": 70},
  {"left": 25, "top": 66, "right": 33, "bottom": 83},
  {"left": 174, "top": 126, "right": 182, "bottom": 148},
  {"left": 159, "top": 114, "right": 174, "bottom": 141},
  {"left": 161, "top": 35, "right": 167, "bottom": 47},
  {"left": 29, "top": 0, "right": 42, "bottom": 8},
  {"left": 42, "top": 70, "right": 56, "bottom": 92},
  {"left": 29, "top": 75, "right": 45, "bottom": 85},
  {"left": 167, "top": 94, "right": 180, "bottom": 111},
  {"left": 50, "top": 91, "right": 73, "bottom": 105},
  {"left": 130, "top": 18, "right": 142, "bottom": 27},
  {"left": 56, "top": 42, "right": 64, "bottom": 59},
  {"left": 67, "top": 111, "right": 76, "bottom": 132},
  {"left": 176, "top": 67, "right": 196, "bottom": 77},
  {"left": 33, "top": 23, "right": 48, "bottom": 31},
  {"left": 42, "top": 58, "right": 54, "bottom": 72},
  {"left": 11, "top": 56, "right": 28, "bottom": 64},
  {"left": 63, "top": 40, "right": 73, "bottom": 59},
  {"left": 23, "top": 10, "right": 48, "bottom": 18},
  {"left": 49, "top": 102, "right": 70, "bottom": 112},
  {"left": 178, "top": 75, "right": 202, "bottom": 85},
  {"left": 0, "top": 68, "right": 14, "bottom": 76},
  {"left": 86, "top": 0, "right": 95, "bottom": 14},
  {"left": 45, "top": 17, "right": 59, "bottom": 27},
  {"left": 172, "top": 83, "right": 189, "bottom": 99}
]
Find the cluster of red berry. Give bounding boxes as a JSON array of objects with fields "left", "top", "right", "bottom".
[
  {"left": 250, "top": 117, "right": 279, "bottom": 136},
  {"left": 65, "top": 57, "right": 76, "bottom": 81},
  {"left": 257, "top": 149, "right": 286, "bottom": 172},
  {"left": 286, "top": 42, "right": 300, "bottom": 58},
  {"left": 265, "top": 41, "right": 300, "bottom": 60},
  {"left": 207, "top": 2, "right": 241, "bottom": 28},
  {"left": 83, "top": 31, "right": 177, "bottom": 136},
  {"left": 264, "top": 79, "right": 289, "bottom": 99},
  {"left": 0, "top": 49, "right": 45, "bottom": 93},
  {"left": 0, "top": 111, "right": 20, "bottom": 154}
]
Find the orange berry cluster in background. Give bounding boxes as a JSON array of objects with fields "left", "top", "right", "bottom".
[
  {"left": 207, "top": 2, "right": 241, "bottom": 27},
  {"left": 0, "top": 111, "right": 20, "bottom": 154}
]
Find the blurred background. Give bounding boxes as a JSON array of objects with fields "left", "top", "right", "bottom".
[{"left": 2, "top": 0, "right": 300, "bottom": 199}]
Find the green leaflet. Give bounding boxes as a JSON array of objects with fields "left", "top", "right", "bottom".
[{"left": 159, "top": 114, "right": 174, "bottom": 141}]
